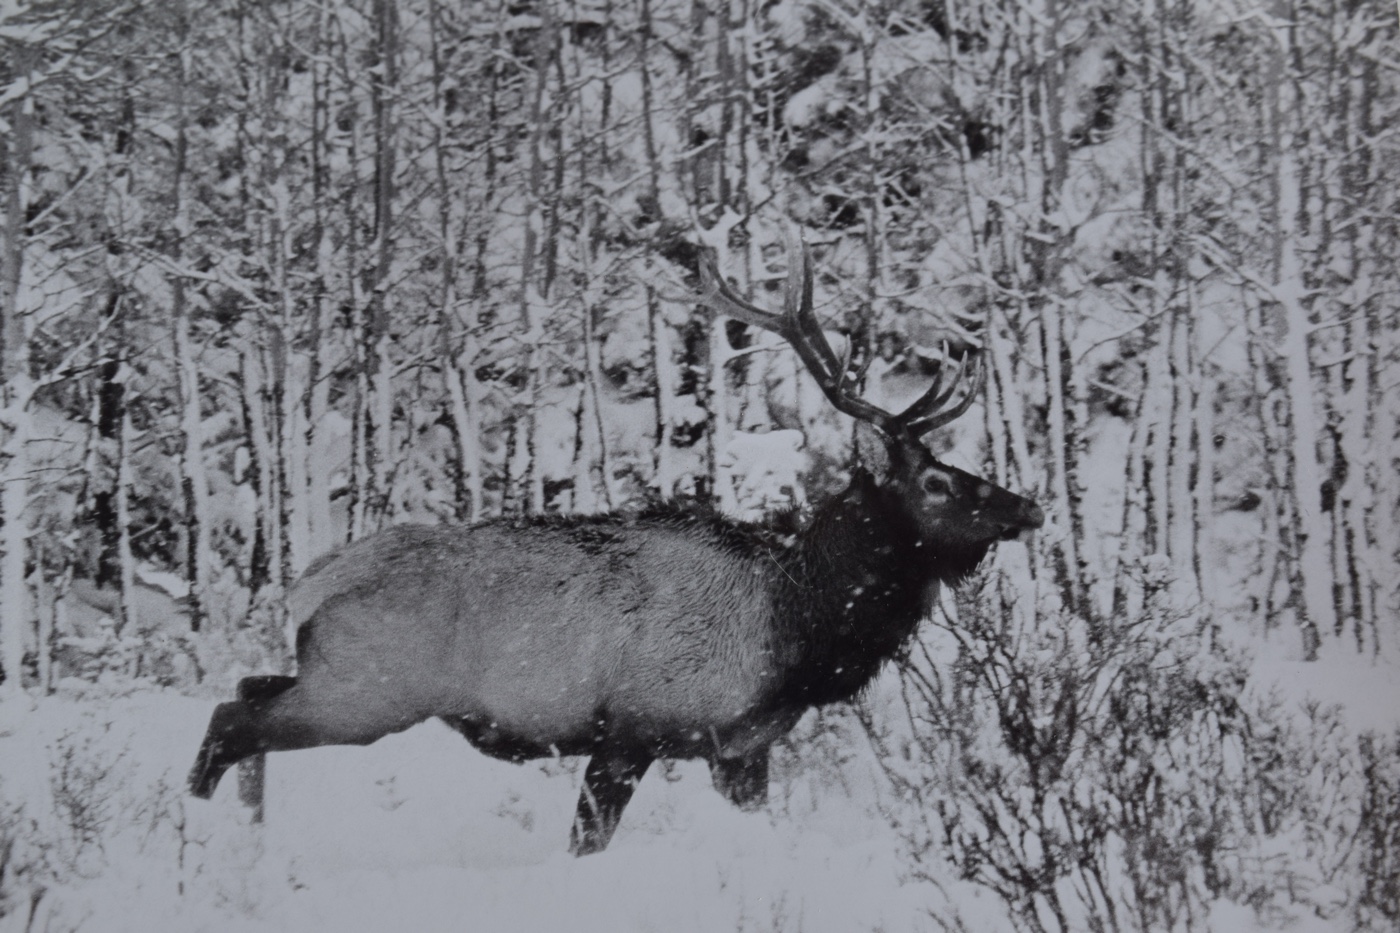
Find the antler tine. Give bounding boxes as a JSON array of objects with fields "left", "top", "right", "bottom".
[
  {"left": 697, "top": 250, "right": 785, "bottom": 334},
  {"left": 774, "top": 241, "right": 908, "bottom": 432},
  {"left": 781, "top": 241, "right": 844, "bottom": 379},
  {"left": 902, "top": 350, "right": 987, "bottom": 436},
  {"left": 888, "top": 344, "right": 959, "bottom": 427},
  {"left": 698, "top": 239, "right": 899, "bottom": 433},
  {"left": 906, "top": 340, "right": 951, "bottom": 414},
  {"left": 911, "top": 343, "right": 967, "bottom": 415}
]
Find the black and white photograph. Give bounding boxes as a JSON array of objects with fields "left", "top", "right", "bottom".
[{"left": 0, "top": 0, "right": 1397, "bottom": 929}]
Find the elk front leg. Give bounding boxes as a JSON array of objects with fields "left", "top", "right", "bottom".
[
  {"left": 710, "top": 747, "right": 769, "bottom": 811},
  {"left": 569, "top": 750, "right": 652, "bottom": 856}
]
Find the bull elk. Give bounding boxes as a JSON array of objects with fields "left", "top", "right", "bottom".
[{"left": 188, "top": 243, "right": 1044, "bottom": 855}]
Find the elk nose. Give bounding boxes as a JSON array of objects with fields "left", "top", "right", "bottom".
[{"left": 1022, "top": 502, "right": 1045, "bottom": 528}]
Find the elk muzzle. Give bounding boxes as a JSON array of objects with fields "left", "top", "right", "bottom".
[{"left": 1000, "top": 500, "right": 1045, "bottom": 540}]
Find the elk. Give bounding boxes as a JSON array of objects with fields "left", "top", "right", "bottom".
[{"left": 188, "top": 243, "right": 1044, "bottom": 855}]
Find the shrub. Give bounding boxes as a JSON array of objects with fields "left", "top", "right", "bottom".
[{"left": 864, "top": 568, "right": 1399, "bottom": 932}]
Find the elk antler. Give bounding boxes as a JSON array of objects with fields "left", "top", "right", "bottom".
[{"left": 698, "top": 240, "right": 985, "bottom": 440}]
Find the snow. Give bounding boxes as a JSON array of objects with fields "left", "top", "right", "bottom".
[
  {"left": 0, "top": 692, "right": 937, "bottom": 933},
  {"left": 2, "top": 642, "right": 1391, "bottom": 933},
  {"left": 3, "top": 0, "right": 1396, "bottom": 927},
  {"left": 721, "top": 429, "right": 808, "bottom": 517},
  {"left": 1249, "top": 635, "right": 1400, "bottom": 736}
]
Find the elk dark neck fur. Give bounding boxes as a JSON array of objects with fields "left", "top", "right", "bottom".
[{"left": 768, "top": 470, "right": 990, "bottom": 707}]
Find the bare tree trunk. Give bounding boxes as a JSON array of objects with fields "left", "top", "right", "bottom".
[
  {"left": 1242, "top": 285, "right": 1290, "bottom": 630},
  {"left": 365, "top": 0, "right": 399, "bottom": 528},
  {"left": 1113, "top": 366, "right": 1152, "bottom": 620},
  {"left": 1167, "top": 305, "right": 1200, "bottom": 597},
  {"left": 1144, "top": 314, "right": 1171, "bottom": 562},
  {"left": 695, "top": 215, "right": 743, "bottom": 513},
  {"left": 173, "top": 296, "right": 211, "bottom": 632},
  {"left": 271, "top": 226, "right": 308, "bottom": 585},
  {"left": 33, "top": 546, "right": 62, "bottom": 695},
  {"left": 304, "top": 0, "right": 335, "bottom": 556},
  {"left": 428, "top": 0, "right": 480, "bottom": 524},
  {"left": 235, "top": 345, "right": 281, "bottom": 820},
  {"left": 638, "top": 0, "right": 676, "bottom": 496},
  {"left": 1040, "top": 297, "right": 1084, "bottom": 615},
  {"left": 91, "top": 291, "right": 134, "bottom": 634},
  {"left": 116, "top": 403, "right": 137, "bottom": 637},
  {"left": 1028, "top": 0, "right": 1089, "bottom": 617},
  {"left": 513, "top": 2, "right": 558, "bottom": 515},
  {"left": 240, "top": 350, "right": 281, "bottom": 598},
  {"left": 170, "top": 28, "right": 212, "bottom": 632},
  {"left": 344, "top": 45, "right": 369, "bottom": 540},
  {"left": 1263, "top": 7, "right": 1333, "bottom": 655},
  {"left": 0, "top": 41, "right": 34, "bottom": 693},
  {"left": 647, "top": 289, "right": 677, "bottom": 495},
  {"left": 1327, "top": 27, "right": 1382, "bottom": 653},
  {"left": 1192, "top": 344, "right": 1217, "bottom": 608}
]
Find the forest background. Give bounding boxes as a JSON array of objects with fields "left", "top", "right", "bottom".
[{"left": 1, "top": 0, "right": 1398, "bottom": 930}]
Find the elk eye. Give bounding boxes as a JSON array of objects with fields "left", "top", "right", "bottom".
[{"left": 923, "top": 475, "right": 949, "bottom": 495}]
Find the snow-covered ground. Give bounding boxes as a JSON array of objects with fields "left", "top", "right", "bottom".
[
  {"left": 2, "top": 636, "right": 1393, "bottom": 933},
  {"left": 0, "top": 688, "right": 953, "bottom": 933}
]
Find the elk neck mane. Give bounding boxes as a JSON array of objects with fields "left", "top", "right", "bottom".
[{"left": 765, "top": 469, "right": 995, "bottom": 706}]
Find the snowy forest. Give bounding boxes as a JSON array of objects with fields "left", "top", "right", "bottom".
[{"left": 1, "top": 0, "right": 1398, "bottom": 929}]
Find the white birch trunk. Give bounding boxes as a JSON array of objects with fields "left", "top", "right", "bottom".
[
  {"left": 305, "top": 0, "right": 335, "bottom": 557},
  {"left": 1168, "top": 308, "right": 1199, "bottom": 598},
  {"left": 34, "top": 548, "right": 57, "bottom": 695},
  {"left": 1145, "top": 304, "right": 1172, "bottom": 560},
  {"left": 694, "top": 215, "right": 743, "bottom": 513},
  {"left": 242, "top": 351, "right": 282, "bottom": 592},
  {"left": 1276, "top": 256, "right": 1335, "bottom": 646},
  {"left": 1242, "top": 288, "right": 1288, "bottom": 626},
  {"left": 1263, "top": 7, "right": 1333, "bottom": 654},
  {"left": 990, "top": 315, "right": 1034, "bottom": 492},
  {"left": 1192, "top": 353, "right": 1217, "bottom": 608},
  {"left": 1275, "top": 156, "right": 1336, "bottom": 649},
  {"left": 117, "top": 407, "right": 138, "bottom": 636},
  {"left": 647, "top": 286, "right": 677, "bottom": 497},
  {"left": 349, "top": 328, "right": 371, "bottom": 538},
  {"left": 283, "top": 382, "right": 311, "bottom": 575},
  {"left": 1, "top": 382, "right": 33, "bottom": 695},
  {"left": 273, "top": 191, "right": 311, "bottom": 577},
  {"left": 638, "top": 0, "right": 675, "bottom": 499},
  {"left": 512, "top": 3, "right": 554, "bottom": 516},
  {"left": 427, "top": 5, "right": 482, "bottom": 526},
  {"left": 984, "top": 331, "right": 1013, "bottom": 494},
  {"left": 173, "top": 297, "right": 212, "bottom": 628},
  {"left": 571, "top": 385, "right": 598, "bottom": 515},
  {"left": 305, "top": 299, "right": 335, "bottom": 556},
  {"left": 1115, "top": 377, "right": 1152, "bottom": 620},
  {"left": 0, "top": 44, "right": 34, "bottom": 695},
  {"left": 1040, "top": 298, "right": 1082, "bottom": 612},
  {"left": 441, "top": 299, "right": 483, "bottom": 522},
  {"left": 170, "top": 35, "right": 211, "bottom": 630},
  {"left": 1341, "top": 282, "right": 1380, "bottom": 650},
  {"left": 373, "top": 335, "right": 394, "bottom": 519}
]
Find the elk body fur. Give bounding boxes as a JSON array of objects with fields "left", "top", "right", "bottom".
[{"left": 188, "top": 244, "right": 1044, "bottom": 855}]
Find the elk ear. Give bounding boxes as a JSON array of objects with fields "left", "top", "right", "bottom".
[{"left": 854, "top": 421, "right": 895, "bottom": 482}]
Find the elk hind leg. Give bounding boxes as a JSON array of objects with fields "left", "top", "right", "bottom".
[
  {"left": 710, "top": 748, "right": 769, "bottom": 811},
  {"left": 569, "top": 750, "right": 653, "bottom": 856}
]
